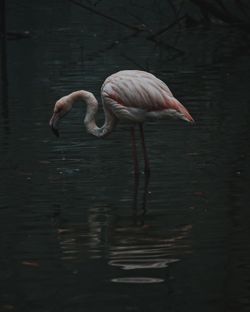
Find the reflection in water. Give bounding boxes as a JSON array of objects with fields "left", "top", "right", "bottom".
[
  {"left": 111, "top": 277, "right": 164, "bottom": 284},
  {"left": 108, "top": 224, "right": 191, "bottom": 271},
  {"left": 132, "top": 173, "right": 149, "bottom": 226},
  {"left": 56, "top": 218, "right": 191, "bottom": 275},
  {"left": 54, "top": 174, "right": 192, "bottom": 284}
]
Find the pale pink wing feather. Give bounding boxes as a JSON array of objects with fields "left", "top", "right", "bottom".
[{"left": 102, "top": 70, "right": 194, "bottom": 122}]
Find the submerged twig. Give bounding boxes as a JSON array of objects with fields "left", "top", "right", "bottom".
[
  {"left": 167, "top": 0, "right": 178, "bottom": 19},
  {"left": 121, "top": 54, "right": 148, "bottom": 71},
  {"left": 190, "top": 0, "right": 245, "bottom": 25},
  {"left": 68, "top": 0, "right": 186, "bottom": 64},
  {"left": 68, "top": 0, "right": 145, "bottom": 32},
  {"left": 233, "top": 0, "right": 250, "bottom": 19},
  {"left": 149, "top": 37, "right": 185, "bottom": 56},
  {"left": 84, "top": 32, "right": 139, "bottom": 61},
  {"left": 147, "top": 15, "right": 186, "bottom": 40}
]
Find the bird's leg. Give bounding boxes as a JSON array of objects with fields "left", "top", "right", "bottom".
[
  {"left": 140, "top": 172, "right": 150, "bottom": 226},
  {"left": 139, "top": 124, "right": 150, "bottom": 176},
  {"left": 131, "top": 126, "right": 140, "bottom": 178},
  {"left": 142, "top": 172, "right": 150, "bottom": 212},
  {"left": 132, "top": 170, "right": 140, "bottom": 225}
]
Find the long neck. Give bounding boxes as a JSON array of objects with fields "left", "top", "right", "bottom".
[{"left": 69, "top": 90, "right": 116, "bottom": 138}]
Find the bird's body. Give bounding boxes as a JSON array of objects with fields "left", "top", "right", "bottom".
[
  {"left": 49, "top": 70, "right": 194, "bottom": 174},
  {"left": 101, "top": 70, "right": 193, "bottom": 124}
]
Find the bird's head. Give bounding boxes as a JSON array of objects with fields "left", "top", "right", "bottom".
[{"left": 49, "top": 96, "right": 73, "bottom": 137}]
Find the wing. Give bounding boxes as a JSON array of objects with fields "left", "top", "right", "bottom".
[
  {"left": 102, "top": 70, "right": 173, "bottom": 110},
  {"left": 101, "top": 70, "right": 194, "bottom": 123}
]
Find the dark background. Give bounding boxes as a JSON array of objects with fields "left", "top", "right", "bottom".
[{"left": 1, "top": 1, "right": 250, "bottom": 311}]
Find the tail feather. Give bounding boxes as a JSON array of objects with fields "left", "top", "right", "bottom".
[{"left": 168, "top": 97, "right": 194, "bottom": 123}]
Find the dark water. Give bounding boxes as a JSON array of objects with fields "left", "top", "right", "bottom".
[{"left": 1, "top": 1, "right": 250, "bottom": 311}]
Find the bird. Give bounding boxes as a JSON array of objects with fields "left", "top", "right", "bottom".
[{"left": 49, "top": 70, "right": 194, "bottom": 175}]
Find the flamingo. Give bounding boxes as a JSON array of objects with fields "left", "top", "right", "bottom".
[{"left": 49, "top": 70, "right": 194, "bottom": 175}]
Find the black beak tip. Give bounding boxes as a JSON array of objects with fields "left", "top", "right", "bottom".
[
  {"left": 49, "top": 113, "right": 60, "bottom": 137},
  {"left": 50, "top": 124, "right": 60, "bottom": 138},
  {"left": 51, "top": 126, "right": 60, "bottom": 138}
]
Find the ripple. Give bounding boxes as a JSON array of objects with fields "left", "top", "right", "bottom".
[
  {"left": 108, "top": 225, "right": 191, "bottom": 272},
  {"left": 111, "top": 277, "right": 164, "bottom": 284},
  {"left": 109, "top": 258, "right": 179, "bottom": 270}
]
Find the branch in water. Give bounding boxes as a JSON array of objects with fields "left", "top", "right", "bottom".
[
  {"left": 68, "top": 0, "right": 146, "bottom": 32},
  {"left": 147, "top": 15, "right": 186, "bottom": 40},
  {"left": 189, "top": 0, "right": 244, "bottom": 25}
]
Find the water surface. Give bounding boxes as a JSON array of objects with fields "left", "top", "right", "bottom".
[{"left": 1, "top": 1, "right": 250, "bottom": 311}]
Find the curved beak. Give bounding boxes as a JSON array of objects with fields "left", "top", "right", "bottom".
[{"left": 49, "top": 113, "right": 60, "bottom": 137}]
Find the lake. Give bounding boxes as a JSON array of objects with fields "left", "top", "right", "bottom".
[{"left": 1, "top": 1, "right": 250, "bottom": 311}]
